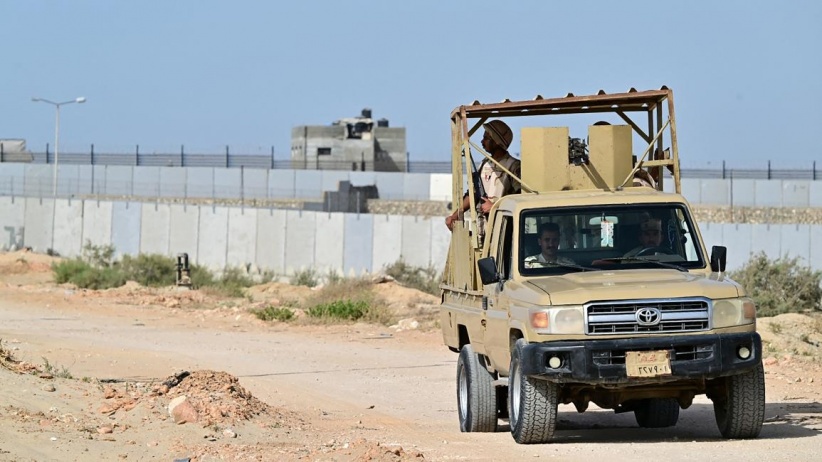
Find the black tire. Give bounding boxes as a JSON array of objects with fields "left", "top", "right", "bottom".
[
  {"left": 634, "top": 398, "right": 680, "bottom": 428},
  {"left": 713, "top": 362, "right": 766, "bottom": 439},
  {"left": 457, "top": 344, "right": 498, "bottom": 432},
  {"left": 509, "top": 339, "right": 558, "bottom": 444}
]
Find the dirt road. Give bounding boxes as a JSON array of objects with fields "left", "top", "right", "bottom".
[{"left": 1, "top": 258, "right": 821, "bottom": 460}]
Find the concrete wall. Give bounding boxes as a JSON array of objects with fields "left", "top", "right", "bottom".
[
  {"left": 3, "top": 196, "right": 822, "bottom": 275},
  {"left": 3, "top": 164, "right": 822, "bottom": 206}
]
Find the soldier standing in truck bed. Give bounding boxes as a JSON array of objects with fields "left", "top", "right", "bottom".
[{"left": 445, "top": 120, "right": 521, "bottom": 231}]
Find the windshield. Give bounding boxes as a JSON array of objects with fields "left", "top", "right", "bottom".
[{"left": 519, "top": 203, "right": 705, "bottom": 275}]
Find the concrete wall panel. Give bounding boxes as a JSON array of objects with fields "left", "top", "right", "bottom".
[
  {"left": 268, "top": 170, "right": 296, "bottom": 199},
  {"left": 56, "top": 165, "right": 80, "bottom": 197},
  {"left": 81, "top": 200, "right": 113, "bottom": 249},
  {"left": 23, "top": 164, "right": 51, "bottom": 196},
  {"left": 779, "top": 224, "right": 811, "bottom": 265},
  {"left": 159, "top": 167, "right": 186, "bottom": 198},
  {"left": 226, "top": 207, "right": 257, "bottom": 267},
  {"left": 679, "top": 179, "right": 701, "bottom": 204},
  {"left": 0, "top": 196, "right": 25, "bottom": 250},
  {"left": 214, "top": 169, "right": 241, "bottom": 199},
  {"left": 77, "top": 165, "right": 93, "bottom": 195},
  {"left": 720, "top": 223, "right": 752, "bottom": 271},
  {"left": 241, "top": 168, "right": 268, "bottom": 200},
  {"left": 809, "top": 182, "right": 822, "bottom": 208},
  {"left": 140, "top": 203, "right": 171, "bottom": 255},
  {"left": 753, "top": 180, "right": 782, "bottom": 207},
  {"left": 401, "top": 215, "right": 433, "bottom": 268},
  {"left": 130, "top": 166, "right": 159, "bottom": 197},
  {"left": 103, "top": 166, "right": 134, "bottom": 196},
  {"left": 782, "top": 181, "right": 810, "bottom": 208},
  {"left": 293, "top": 171, "right": 322, "bottom": 199},
  {"left": 185, "top": 167, "right": 215, "bottom": 198},
  {"left": 343, "top": 213, "right": 373, "bottom": 275},
  {"left": 699, "top": 179, "right": 730, "bottom": 206},
  {"left": 284, "top": 210, "right": 317, "bottom": 273},
  {"left": 429, "top": 219, "right": 450, "bottom": 272},
  {"left": 314, "top": 212, "right": 345, "bottom": 275},
  {"left": 52, "top": 199, "right": 84, "bottom": 257},
  {"left": 255, "top": 208, "right": 287, "bottom": 273},
  {"left": 168, "top": 204, "right": 200, "bottom": 262},
  {"left": 321, "top": 170, "right": 349, "bottom": 192},
  {"left": 23, "top": 198, "right": 53, "bottom": 253},
  {"left": 375, "top": 172, "right": 404, "bottom": 200},
  {"left": 429, "top": 173, "right": 452, "bottom": 202},
  {"left": 0, "top": 164, "right": 25, "bottom": 195},
  {"left": 372, "top": 214, "right": 403, "bottom": 271},
  {"left": 349, "top": 172, "right": 376, "bottom": 187},
  {"left": 730, "top": 179, "right": 756, "bottom": 207},
  {"left": 403, "top": 173, "right": 430, "bottom": 201},
  {"left": 111, "top": 202, "right": 142, "bottom": 257},
  {"left": 197, "top": 206, "right": 229, "bottom": 269},
  {"left": 810, "top": 226, "right": 822, "bottom": 272},
  {"left": 750, "top": 224, "right": 781, "bottom": 260}
]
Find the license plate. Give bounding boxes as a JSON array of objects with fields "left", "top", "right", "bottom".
[{"left": 625, "top": 350, "right": 672, "bottom": 377}]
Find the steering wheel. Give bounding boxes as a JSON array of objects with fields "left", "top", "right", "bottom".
[{"left": 635, "top": 246, "right": 675, "bottom": 257}]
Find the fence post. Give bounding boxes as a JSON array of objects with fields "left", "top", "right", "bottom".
[
  {"left": 721, "top": 160, "right": 726, "bottom": 179},
  {"left": 181, "top": 145, "right": 185, "bottom": 167},
  {"left": 225, "top": 145, "right": 229, "bottom": 168},
  {"left": 46, "top": 143, "right": 50, "bottom": 164},
  {"left": 90, "top": 143, "right": 94, "bottom": 165},
  {"left": 814, "top": 161, "right": 817, "bottom": 181},
  {"left": 136, "top": 145, "right": 139, "bottom": 166},
  {"left": 1, "top": 142, "right": 4, "bottom": 162},
  {"left": 271, "top": 146, "right": 275, "bottom": 169},
  {"left": 767, "top": 160, "right": 771, "bottom": 180}
]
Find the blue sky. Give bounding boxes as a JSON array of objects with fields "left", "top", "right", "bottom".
[{"left": 2, "top": 1, "right": 820, "bottom": 168}]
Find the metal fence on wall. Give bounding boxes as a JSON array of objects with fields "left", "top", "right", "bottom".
[{"left": 0, "top": 146, "right": 820, "bottom": 178}]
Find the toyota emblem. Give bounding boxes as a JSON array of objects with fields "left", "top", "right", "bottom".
[{"left": 636, "top": 307, "right": 662, "bottom": 326}]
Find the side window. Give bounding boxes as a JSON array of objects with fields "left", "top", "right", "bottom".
[{"left": 496, "top": 216, "right": 514, "bottom": 279}]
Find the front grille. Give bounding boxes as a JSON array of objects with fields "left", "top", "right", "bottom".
[
  {"left": 586, "top": 298, "right": 710, "bottom": 335},
  {"left": 592, "top": 344, "right": 714, "bottom": 366}
]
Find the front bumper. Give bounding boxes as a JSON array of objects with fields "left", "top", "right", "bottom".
[{"left": 520, "top": 332, "right": 761, "bottom": 385}]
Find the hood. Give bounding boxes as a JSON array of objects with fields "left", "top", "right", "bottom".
[{"left": 525, "top": 269, "right": 740, "bottom": 305}]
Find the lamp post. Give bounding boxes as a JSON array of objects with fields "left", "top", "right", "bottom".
[{"left": 31, "top": 96, "right": 86, "bottom": 196}]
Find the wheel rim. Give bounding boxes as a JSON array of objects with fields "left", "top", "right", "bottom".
[
  {"left": 458, "top": 363, "right": 468, "bottom": 421},
  {"left": 511, "top": 362, "right": 521, "bottom": 424}
]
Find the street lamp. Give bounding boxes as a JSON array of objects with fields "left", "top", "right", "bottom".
[{"left": 31, "top": 96, "right": 86, "bottom": 196}]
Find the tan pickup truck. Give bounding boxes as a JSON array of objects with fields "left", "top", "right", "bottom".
[{"left": 440, "top": 87, "right": 765, "bottom": 444}]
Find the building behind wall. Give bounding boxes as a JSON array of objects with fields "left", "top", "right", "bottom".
[{"left": 290, "top": 108, "right": 407, "bottom": 172}]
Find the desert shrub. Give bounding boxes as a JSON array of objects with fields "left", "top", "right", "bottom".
[
  {"left": 729, "top": 252, "right": 822, "bottom": 317},
  {"left": 307, "top": 300, "right": 369, "bottom": 320},
  {"left": 253, "top": 305, "right": 295, "bottom": 322},
  {"left": 120, "top": 254, "right": 177, "bottom": 287},
  {"left": 290, "top": 268, "right": 318, "bottom": 288},
  {"left": 303, "top": 277, "right": 394, "bottom": 325},
  {"left": 383, "top": 259, "right": 441, "bottom": 295},
  {"left": 81, "top": 241, "right": 116, "bottom": 268}
]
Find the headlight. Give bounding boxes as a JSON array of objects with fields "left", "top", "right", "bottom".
[
  {"left": 712, "top": 298, "right": 756, "bottom": 328},
  {"left": 529, "top": 306, "right": 585, "bottom": 334}
]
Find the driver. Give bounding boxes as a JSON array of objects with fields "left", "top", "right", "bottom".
[
  {"left": 624, "top": 218, "right": 663, "bottom": 257},
  {"left": 525, "top": 222, "right": 576, "bottom": 268}
]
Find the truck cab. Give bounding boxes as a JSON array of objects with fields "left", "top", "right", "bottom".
[{"left": 439, "top": 87, "right": 765, "bottom": 443}]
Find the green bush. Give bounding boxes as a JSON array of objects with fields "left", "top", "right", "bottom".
[
  {"left": 307, "top": 300, "right": 369, "bottom": 320},
  {"left": 290, "top": 268, "right": 318, "bottom": 288},
  {"left": 120, "top": 254, "right": 177, "bottom": 287},
  {"left": 384, "top": 259, "right": 441, "bottom": 295},
  {"left": 729, "top": 252, "right": 822, "bottom": 317},
  {"left": 253, "top": 305, "right": 295, "bottom": 322}
]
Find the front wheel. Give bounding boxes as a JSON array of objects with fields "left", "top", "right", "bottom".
[
  {"left": 509, "top": 339, "right": 558, "bottom": 444},
  {"left": 713, "top": 362, "right": 765, "bottom": 439},
  {"left": 457, "top": 344, "right": 498, "bottom": 432}
]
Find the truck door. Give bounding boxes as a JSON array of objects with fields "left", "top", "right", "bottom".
[{"left": 483, "top": 214, "right": 514, "bottom": 369}]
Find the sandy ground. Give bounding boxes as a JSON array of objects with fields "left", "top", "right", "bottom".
[{"left": 0, "top": 250, "right": 821, "bottom": 461}]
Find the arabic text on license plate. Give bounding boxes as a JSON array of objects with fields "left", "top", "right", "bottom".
[{"left": 625, "top": 350, "right": 672, "bottom": 377}]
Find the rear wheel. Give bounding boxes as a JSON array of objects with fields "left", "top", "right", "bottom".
[
  {"left": 509, "top": 339, "right": 558, "bottom": 444},
  {"left": 457, "top": 344, "right": 498, "bottom": 432},
  {"left": 634, "top": 398, "right": 680, "bottom": 428},
  {"left": 713, "top": 362, "right": 765, "bottom": 439}
]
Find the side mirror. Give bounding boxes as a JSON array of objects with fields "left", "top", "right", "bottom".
[
  {"left": 477, "top": 257, "right": 500, "bottom": 285},
  {"left": 710, "top": 245, "right": 727, "bottom": 272}
]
